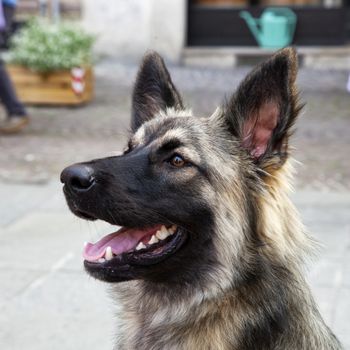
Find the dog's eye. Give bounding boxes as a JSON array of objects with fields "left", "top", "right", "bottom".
[{"left": 169, "top": 155, "right": 185, "bottom": 168}]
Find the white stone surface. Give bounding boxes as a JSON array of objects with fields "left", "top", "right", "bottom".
[
  {"left": 148, "top": 0, "right": 186, "bottom": 63},
  {"left": 82, "top": 0, "right": 186, "bottom": 63}
]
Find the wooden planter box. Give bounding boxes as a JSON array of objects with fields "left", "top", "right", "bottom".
[{"left": 6, "top": 65, "right": 94, "bottom": 106}]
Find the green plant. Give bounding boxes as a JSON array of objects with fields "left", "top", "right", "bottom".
[{"left": 8, "top": 19, "right": 95, "bottom": 73}]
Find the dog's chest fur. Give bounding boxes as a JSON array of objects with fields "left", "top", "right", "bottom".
[
  {"left": 114, "top": 283, "right": 242, "bottom": 350},
  {"left": 113, "top": 273, "right": 339, "bottom": 350}
]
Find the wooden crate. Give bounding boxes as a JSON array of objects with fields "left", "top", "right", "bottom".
[{"left": 6, "top": 65, "right": 94, "bottom": 105}]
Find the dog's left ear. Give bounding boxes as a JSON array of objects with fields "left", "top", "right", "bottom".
[
  {"left": 219, "top": 48, "right": 301, "bottom": 168},
  {"left": 131, "top": 52, "right": 184, "bottom": 132}
]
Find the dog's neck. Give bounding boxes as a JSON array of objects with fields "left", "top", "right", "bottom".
[{"left": 113, "top": 266, "right": 325, "bottom": 350}]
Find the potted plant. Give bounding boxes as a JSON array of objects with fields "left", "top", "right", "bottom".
[{"left": 6, "top": 19, "right": 95, "bottom": 105}]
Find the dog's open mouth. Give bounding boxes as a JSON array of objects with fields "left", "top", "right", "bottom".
[
  {"left": 83, "top": 224, "right": 187, "bottom": 281},
  {"left": 84, "top": 224, "right": 178, "bottom": 263}
]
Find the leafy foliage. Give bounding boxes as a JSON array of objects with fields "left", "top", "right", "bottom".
[{"left": 8, "top": 19, "right": 95, "bottom": 73}]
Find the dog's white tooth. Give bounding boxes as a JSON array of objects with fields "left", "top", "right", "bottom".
[
  {"left": 162, "top": 225, "right": 171, "bottom": 238},
  {"left": 98, "top": 258, "right": 105, "bottom": 263},
  {"left": 84, "top": 241, "right": 88, "bottom": 247},
  {"left": 168, "top": 225, "right": 177, "bottom": 234},
  {"left": 156, "top": 229, "right": 169, "bottom": 240},
  {"left": 105, "top": 246, "right": 113, "bottom": 260},
  {"left": 148, "top": 235, "right": 159, "bottom": 245},
  {"left": 136, "top": 242, "right": 146, "bottom": 251},
  {"left": 161, "top": 225, "right": 171, "bottom": 236}
]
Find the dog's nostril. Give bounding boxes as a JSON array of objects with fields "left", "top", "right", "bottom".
[
  {"left": 70, "top": 174, "right": 94, "bottom": 190},
  {"left": 61, "top": 164, "right": 95, "bottom": 192}
]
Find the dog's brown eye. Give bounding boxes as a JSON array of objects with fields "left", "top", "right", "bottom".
[{"left": 169, "top": 155, "right": 185, "bottom": 167}]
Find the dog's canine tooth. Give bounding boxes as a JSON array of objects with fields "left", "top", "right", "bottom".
[
  {"left": 105, "top": 246, "right": 113, "bottom": 260},
  {"left": 155, "top": 230, "right": 162, "bottom": 240},
  {"left": 84, "top": 241, "right": 88, "bottom": 247},
  {"left": 98, "top": 258, "right": 105, "bottom": 263},
  {"left": 136, "top": 242, "right": 146, "bottom": 251},
  {"left": 148, "top": 235, "right": 159, "bottom": 245}
]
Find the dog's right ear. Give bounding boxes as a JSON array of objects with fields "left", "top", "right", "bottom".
[
  {"left": 213, "top": 48, "right": 301, "bottom": 170},
  {"left": 131, "top": 52, "right": 184, "bottom": 132}
]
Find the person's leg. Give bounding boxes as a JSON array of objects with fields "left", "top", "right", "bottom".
[
  {"left": 0, "top": 60, "right": 27, "bottom": 117},
  {"left": 3, "top": 4, "right": 15, "bottom": 31},
  {"left": 0, "top": 4, "right": 29, "bottom": 133},
  {"left": 0, "top": 60, "right": 29, "bottom": 133},
  {"left": 2, "top": 4, "right": 15, "bottom": 44}
]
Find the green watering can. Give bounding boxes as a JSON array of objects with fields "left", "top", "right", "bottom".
[{"left": 240, "top": 8, "right": 297, "bottom": 48}]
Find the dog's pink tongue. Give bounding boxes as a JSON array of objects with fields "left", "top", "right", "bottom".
[{"left": 83, "top": 225, "right": 161, "bottom": 262}]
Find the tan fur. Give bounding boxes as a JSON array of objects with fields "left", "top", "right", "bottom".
[
  {"left": 107, "top": 51, "right": 341, "bottom": 349},
  {"left": 112, "top": 160, "right": 336, "bottom": 349},
  {"left": 109, "top": 101, "right": 341, "bottom": 349}
]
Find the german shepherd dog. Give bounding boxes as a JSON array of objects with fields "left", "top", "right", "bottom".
[{"left": 61, "top": 48, "right": 342, "bottom": 349}]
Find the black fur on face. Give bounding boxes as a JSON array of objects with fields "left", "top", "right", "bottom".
[
  {"left": 62, "top": 49, "right": 300, "bottom": 288},
  {"left": 62, "top": 118, "right": 219, "bottom": 285}
]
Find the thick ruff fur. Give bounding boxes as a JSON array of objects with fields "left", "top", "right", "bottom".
[{"left": 62, "top": 48, "right": 342, "bottom": 350}]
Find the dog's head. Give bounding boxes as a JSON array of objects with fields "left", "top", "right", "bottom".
[{"left": 61, "top": 49, "right": 300, "bottom": 289}]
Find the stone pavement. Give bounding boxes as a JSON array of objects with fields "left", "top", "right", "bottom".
[
  {"left": 0, "top": 181, "right": 114, "bottom": 350},
  {"left": 0, "top": 182, "right": 349, "bottom": 349},
  {"left": 0, "top": 60, "right": 349, "bottom": 190}
]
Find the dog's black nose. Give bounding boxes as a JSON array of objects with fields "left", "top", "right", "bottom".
[{"left": 60, "top": 164, "right": 95, "bottom": 192}]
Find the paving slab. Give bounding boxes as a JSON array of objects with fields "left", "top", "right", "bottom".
[
  {"left": 0, "top": 181, "right": 349, "bottom": 349},
  {"left": 0, "top": 271, "right": 114, "bottom": 350}
]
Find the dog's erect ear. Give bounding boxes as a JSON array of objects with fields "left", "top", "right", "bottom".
[
  {"left": 220, "top": 48, "right": 301, "bottom": 167},
  {"left": 131, "top": 52, "right": 184, "bottom": 132}
]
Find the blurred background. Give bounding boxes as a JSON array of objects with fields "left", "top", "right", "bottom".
[{"left": 0, "top": 0, "right": 349, "bottom": 349}]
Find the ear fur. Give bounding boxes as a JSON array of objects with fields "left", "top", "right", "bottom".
[
  {"left": 222, "top": 48, "right": 302, "bottom": 168},
  {"left": 131, "top": 52, "right": 184, "bottom": 132}
]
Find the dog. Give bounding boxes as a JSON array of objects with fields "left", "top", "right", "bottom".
[{"left": 61, "top": 48, "right": 342, "bottom": 349}]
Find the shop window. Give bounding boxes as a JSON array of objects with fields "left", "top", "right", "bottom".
[
  {"left": 188, "top": 0, "right": 347, "bottom": 46},
  {"left": 193, "top": 0, "right": 343, "bottom": 7}
]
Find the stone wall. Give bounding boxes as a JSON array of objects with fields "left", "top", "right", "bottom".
[{"left": 82, "top": 0, "right": 186, "bottom": 63}]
